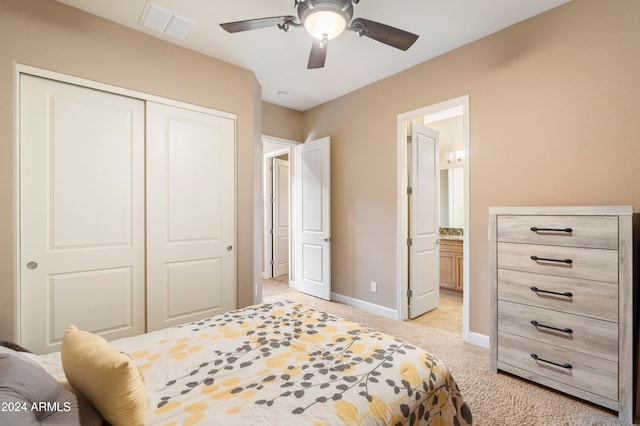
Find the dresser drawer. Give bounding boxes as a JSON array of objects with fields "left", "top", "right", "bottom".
[
  {"left": 498, "top": 332, "right": 618, "bottom": 401},
  {"left": 497, "top": 215, "right": 618, "bottom": 249},
  {"left": 498, "top": 242, "right": 618, "bottom": 283},
  {"left": 498, "top": 269, "right": 618, "bottom": 321},
  {"left": 498, "top": 300, "right": 618, "bottom": 361}
]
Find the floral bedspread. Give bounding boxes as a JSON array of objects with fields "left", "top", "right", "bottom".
[{"left": 110, "top": 301, "right": 472, "bottom": 425}]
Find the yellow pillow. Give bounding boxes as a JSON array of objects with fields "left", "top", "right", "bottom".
[{"left": 61, "top": 325, "right": 147, "bottom": 426}]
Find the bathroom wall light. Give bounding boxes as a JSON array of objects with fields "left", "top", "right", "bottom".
[{"left": 445, "top": 150, "right": 464, "bottom": 163}]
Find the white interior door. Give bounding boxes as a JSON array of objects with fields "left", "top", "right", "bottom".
[
  {"left": 20, "top": 75, "right": 145, "bottom": 353},
  {"left": 272, "top": 157, "right": 290, "bottom": 277},
  {"left": 409, "top": 123, "right": 440, "bottom": 318},
  {"left": 294, "top": 137, "right": 331, "bottom": 300},
  {"left": 146, "top": 102, "right": 236, "bottom": 331}
]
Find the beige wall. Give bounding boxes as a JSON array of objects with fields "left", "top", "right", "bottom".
[
  {"left": 262, "top": 102, "right": 304, "bottom": 142},
  {"left": 3, "top": 0, "right": 639, "bottom": 342},
  {"left": 302, "top": 0, "right": 640, "bottom": 335},
  {"left": 0, "top": 0, "right": 261, "bottom": 340}
]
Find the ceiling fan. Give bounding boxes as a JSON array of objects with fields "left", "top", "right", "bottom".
[{"left": 220, "top": 0, "right": 419, "bottom": 69}]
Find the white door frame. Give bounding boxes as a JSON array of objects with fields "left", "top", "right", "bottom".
[
  {"left": 396, "top": 95, "right": 470, "bottom": 342},
  {"left": 262, "top": 135, "right": 300, "bottom": 288}
]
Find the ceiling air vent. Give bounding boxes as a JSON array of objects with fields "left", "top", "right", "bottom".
[{"left": 141, "top": 2, "right": 193, "bottom": 41}]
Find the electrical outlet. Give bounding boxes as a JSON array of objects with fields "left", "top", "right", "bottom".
[{"left": 370, "top": 281, "right": 377, "bottom": 293}]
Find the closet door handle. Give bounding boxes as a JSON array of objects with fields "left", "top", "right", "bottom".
[
  {"left": 530, "top": 320, "right": 573, "bottom": 334},
  {"left": 530, "top": 353, "right": 572, "bottom": 369},
  {"left": 530, "top": 255, "right": 573, "bottom": 265},
  {"left": 530, "top": 227, "right": 573, "bottom": 233},
  {"left": 530, "top": 287, "right": 573, "bottom": 298}
]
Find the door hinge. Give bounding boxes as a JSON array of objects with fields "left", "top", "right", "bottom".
[
  {"left": 270, "top": 259, "right": 275, "bottom": 266},
  {"left": 407, "top": 289, "right": 413, "bottom": 298},
  {"left": 407, "top": 186, "right": 412, "bottom": 195},
  {"left": 407, "top": 238, "right": 413, "bottom": 246},
  {"left": 407, "top": 135, "right": 412, "bottom": 144},
  {"left": 269, "top": 228, "right": 274, "bottom": 234}
]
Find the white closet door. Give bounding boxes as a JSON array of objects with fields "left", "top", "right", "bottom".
[
  {"left": 20, "top": 75, "right": 145, "bottom": 354},
  {"left": 146, "top": 102, "right": 236, "bottom": 331}
]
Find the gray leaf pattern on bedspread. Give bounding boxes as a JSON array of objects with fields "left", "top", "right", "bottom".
[{"left": 131, "top": 301, "right": 471, "bottom": 425}]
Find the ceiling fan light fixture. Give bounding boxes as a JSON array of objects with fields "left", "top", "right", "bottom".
[
  {"left": 220, "top": 0, "right": 419, "bottom": 70},
  {"left": 299, "top": 0, "right": 353, "bottom": 40},
  {"left": 304, "top": 10, "right": 346, "bottom": 40}
]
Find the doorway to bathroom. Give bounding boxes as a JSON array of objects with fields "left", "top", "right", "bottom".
[{"left": 397, "top": 96, "right": 470, "bottom": 342}]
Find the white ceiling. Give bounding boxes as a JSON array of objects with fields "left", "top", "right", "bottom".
[{"left": 55, "top": 0, "right": 569, "bottom": 111}]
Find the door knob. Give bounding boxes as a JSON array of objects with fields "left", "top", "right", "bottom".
[
  {"left": 26, "top": 261, "right": 38, "bottom": 270},
  {"left": 323, "top": 237, "right": 331, "bottom": 242},
  {"left": 227, "top": 245, "right": 233, "bottom": 251}
]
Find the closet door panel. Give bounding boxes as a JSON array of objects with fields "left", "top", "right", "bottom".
[
  {"left": 50, "top": 268, "right": 134, "bottom": 342},
  {"left": 20, "top": 75, "right": 145, "bottom": 354},
  {"left": 146, "top": 102, "right": 236, "bottom": 331},
  {"left": 167, "top": 120, "right": 223, "bottom": 241},
  {"left": 166, "top": 259, "right": 222, "bottom": 318}
]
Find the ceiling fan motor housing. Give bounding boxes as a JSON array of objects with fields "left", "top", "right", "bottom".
[{"left": 298, "top": 0, "right": 354, "bottom": 40}]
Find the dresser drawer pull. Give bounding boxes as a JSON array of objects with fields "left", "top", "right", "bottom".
[
  {"left": 530, "top": 320, "right": 573, "bottom": 334},
  {"left": 530, "top": 353, "right": 572, "bottom": 369},
  {"left": 530, "top": 255, "right": 573, "bottom": 265},
  {"left": 530, "top": 226, "right": 573, "bottom": 233},
  {"left": 530, "top": 286, "right": 573, "bottom": 298}
]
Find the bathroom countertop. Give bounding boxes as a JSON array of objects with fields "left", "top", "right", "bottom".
[
  {"left": 439, "top": 227, "right": 463, "bottom": 241},
  {"left": 439, "top": 235, "right": 463, "bottom": 241}
]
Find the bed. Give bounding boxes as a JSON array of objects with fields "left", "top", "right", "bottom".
[{"left": 1, "top": 300, "right": 472, "bottom": 425}]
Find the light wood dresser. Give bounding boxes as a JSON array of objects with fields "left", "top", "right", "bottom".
[{"left": 489, "top": 206, "right": 634, "bottom": 423}]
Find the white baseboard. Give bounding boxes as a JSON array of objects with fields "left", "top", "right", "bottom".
[
  {"left": 330, "top": 292, "right": 398, "bottom": 320},
  {"left": 329, "top": 292, "right": 490, "bottom": 349},
  {"left": 467, "top": 331, "right": 489, "bottom": 348}
]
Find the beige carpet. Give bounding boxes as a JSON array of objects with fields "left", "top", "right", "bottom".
[{"left": 263, "top": 284, "right": 630, "bottom": 426}]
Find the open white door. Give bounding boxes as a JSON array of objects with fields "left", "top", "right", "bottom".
[
  {"left": 409, "top": 123, "right": 440, "bottom": 318},
  {"left": 272, "top": 157, "right": 290, "bottom": 277},
  {"left": 294, "top": 137, "right": 331, "bottom": 300}
]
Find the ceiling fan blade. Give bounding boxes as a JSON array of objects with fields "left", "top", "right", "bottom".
[
  {"left": 307, "top": 37, "right": 328, "bottom": 69},
  {"left": 220, "top": 15, "right": 296, "bottom": 33},
  {"left": 350, "top": 18, "right": 419, "bottom": 51}
]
